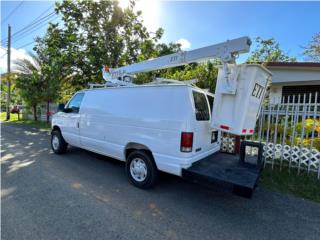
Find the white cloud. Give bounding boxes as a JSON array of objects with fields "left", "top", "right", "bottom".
[
  {"left": 176, "top": 38, "right": 191, "bottom": 50},
  {"left": 0, "top": 48, "right": 34, "bottom": 74}
]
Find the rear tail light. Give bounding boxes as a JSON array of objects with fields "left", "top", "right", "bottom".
[
  {"left": 220, "top": 125, "right": 230, "bottom": 130},
  {"left": 181, "top": 132, "right": 193, "bottom": 152}
]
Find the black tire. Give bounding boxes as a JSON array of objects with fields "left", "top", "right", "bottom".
[
  {"left": 126, "top": 150, "right": 159, "bottom": 189},
  {"left": 51, "top": 130, "right": 68, "bottom": 154}
]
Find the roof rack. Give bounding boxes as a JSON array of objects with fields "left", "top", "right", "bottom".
[
  {"left": 152, "top": 78, "right": 198, "bottom": 86},
  {"left": 88, "top": 78, "right": 200, "bottom": 89},
  {"left": 88, "top": 81, "right": 135, "bottom": 89}
]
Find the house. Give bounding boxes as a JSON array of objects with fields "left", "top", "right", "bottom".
[{"left": 266, "top": 62, "right": 320, "bottom": 104}]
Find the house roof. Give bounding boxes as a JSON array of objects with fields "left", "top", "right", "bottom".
[
  {"left": 265, "top": 62, "right": 320, "bottom": 69},
  {"left": 263, "top": 62, "right": 320, "bottom": 85}
]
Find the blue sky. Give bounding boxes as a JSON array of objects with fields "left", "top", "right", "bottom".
[
  {"left": 157, "top": 1, "right": 320, "bottom": 62},
  {"left": 1, "top": 0, "right": 320, "bottom": 72}
]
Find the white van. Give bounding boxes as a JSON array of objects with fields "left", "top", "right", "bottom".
[{"left": 51, "top": 83, "right": 219, "bottom": 188}]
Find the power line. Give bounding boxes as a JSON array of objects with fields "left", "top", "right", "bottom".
[
  {"left": 1, "top": 7, "right": 56, "bottom": 43},
  {"left": 0, "top": 11, "right": 56, "bottom": 45},
  {"left": 12, "top": 14, "right": 58, "bottom": 44},
  {"left": 0, "top": 3, "right": 57, "bottom": 61},
  {"left": 1, "top": 14, "right": 58, "bottom": 51},
  {"left": 1, "top": 1, "right": 24, "bottom": 24},
  {"left": 11, "top": 12, "right": 56, "bottom": 40},
  {"left": 16, "top": 40, "right": 35, "bottom": 49},
  {"left": 31, "top": 3, "right": 55, "bottom": 24}
]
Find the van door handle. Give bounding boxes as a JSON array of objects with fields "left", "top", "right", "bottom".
[{"left": 77, "top": 122, "right": 80, "bottom": 128}]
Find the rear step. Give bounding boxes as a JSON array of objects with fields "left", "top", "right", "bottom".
[{"left": 182, "top": 141, "right": 264, "bottom": 198}]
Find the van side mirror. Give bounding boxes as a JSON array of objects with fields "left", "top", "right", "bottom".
[
  {"left": 57, "top": 103, "right": 65, "bottom": 112},
  {"left": 63, "top": 108, "right": 73, "bottom": 113}
]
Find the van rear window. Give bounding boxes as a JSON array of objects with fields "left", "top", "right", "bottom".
[
  {"left": 206, "top": 95, "right": 214, "bottom": 113},
  {"left": 193, "top": 91, "right": 210, "bottom": 121}
]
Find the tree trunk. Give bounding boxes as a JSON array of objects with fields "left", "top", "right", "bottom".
[
  {"left": 33, "top": 105, "right": 37, "bottom": 121},
  {"left": 46, "top": 101, "right": 50, "bottom": 123}
]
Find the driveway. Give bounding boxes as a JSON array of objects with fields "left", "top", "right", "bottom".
[{"left": 1, "top": 122, "right": 319, "bottom": 240}]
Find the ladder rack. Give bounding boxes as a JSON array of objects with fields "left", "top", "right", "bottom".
[{"left": 88, "top": 78, "right": 200, "bottom": 89}]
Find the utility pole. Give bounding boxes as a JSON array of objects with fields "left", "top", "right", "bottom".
[{"left": 6, "top": 24, "right": 11, "bottom": 121}]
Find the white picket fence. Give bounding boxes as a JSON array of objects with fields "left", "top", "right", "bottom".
[{"left": 221, "top": 93, "right": 320, "bottom": 178}]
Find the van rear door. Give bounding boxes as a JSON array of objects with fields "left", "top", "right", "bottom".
[{"left": 191, "top": 90, "right": 219, "bottom": 155}]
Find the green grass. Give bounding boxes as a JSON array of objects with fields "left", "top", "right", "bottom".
[
  {"left": 0, "top": 112, "right": 51, "bottom": 130},
  {"left": 260, "top": 166, "right": 320, "bottom": 203}
]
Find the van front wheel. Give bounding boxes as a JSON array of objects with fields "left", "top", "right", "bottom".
[
  {"left": 126, "top": 150, "right": 158, "bottom": 189},
  {"left": 51, "top": 130, "right": 68, "bottom": 154}
]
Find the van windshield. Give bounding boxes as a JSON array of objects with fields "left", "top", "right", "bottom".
[{"left": 193, "top": 91, "right": 210, "bottom": 121}]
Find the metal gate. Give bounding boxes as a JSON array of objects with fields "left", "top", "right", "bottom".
[{"left": 221, "top": 93, "right": 320, "bottom": 178}]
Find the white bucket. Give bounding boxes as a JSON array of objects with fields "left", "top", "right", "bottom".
[{"left": 211, "top": 64, "right": 272, "bottom": 135}]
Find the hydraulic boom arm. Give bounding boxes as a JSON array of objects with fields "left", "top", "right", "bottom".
[{"left": 103, "top": 36, "right": 251, "bottom": 82}]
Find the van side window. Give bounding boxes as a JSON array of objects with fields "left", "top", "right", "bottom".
[
  {"left": 66, "top": 92, "right": 85, "bottom": 113},
  {"left": 193, "top": 91, "right": 210, "bottom": 121},
  {"left": 206, "top": 95, "right": 214, "bottom": 114}
]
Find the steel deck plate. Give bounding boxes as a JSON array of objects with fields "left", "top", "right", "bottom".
[{"left": 182, "top": 152, "right": 262, "bottom": 197}]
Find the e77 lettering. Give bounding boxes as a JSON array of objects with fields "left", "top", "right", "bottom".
[{"left": 252, "top": 83, "right": 264, "bottom": 99}]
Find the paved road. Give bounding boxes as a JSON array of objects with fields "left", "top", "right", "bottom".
[{"left": 1, "top": 122, "right": 319, "bottom": 240}]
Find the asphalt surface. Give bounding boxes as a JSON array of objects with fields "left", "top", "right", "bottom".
[{"left": 1, "top": 122, "right": 320, "bottom": 240}]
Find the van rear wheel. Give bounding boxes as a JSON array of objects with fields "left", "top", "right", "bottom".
[
  {"left": 126, "top": 150, "right": 158, "bottom": 189},
  {"left": 51, "top": 130, "right": 68, "bottom": 154}
]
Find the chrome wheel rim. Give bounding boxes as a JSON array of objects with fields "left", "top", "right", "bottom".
[
  {"left": 52, "top": 135, "right": 60, "bottom": 150},
  {"left": 130, "top": 158, "right": 147, "bottom": 182}
]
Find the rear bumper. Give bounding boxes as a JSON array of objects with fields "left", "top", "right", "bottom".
[{"left": 153, "top": 145, "right": 220, "bottom": 176}]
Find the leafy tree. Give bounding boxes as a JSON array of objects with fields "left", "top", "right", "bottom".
[
  {"left": 34, "top": 23, "right": 64, "bottom": 122},
  {"left": 164, "top": 61, "right": 219, "bottom": 92},
  {"left": 133, "top": 61, "right": 219, "bottom": 93},
  {"left": 33, "top": 0, "right": 184, "bottom": 101},
  {"left": 304, "top": 32, "right": 320, "bottom": 62},
  {"left": 15, "top": 74, "right": 43, "bottom": 121},
  {"left": 13, "top": 49, "right": 61, "bottom": 122},
  {"left": 247, "top": 37, "right": 296, "bottom": 63},
  {"left": 14, "top": 54, "right": 43, "bottom": 121},
  {"left": 41, "top": 63, "right": 61, "bottom": 122},
  {"left": 35, "top": 0, "right": 219, "bottom": 101},
  {"left": 34, "top": 0, "right": 178, "bottom": 94},
  {"left": 0, "top": 73, "right": 20, "bottom": 110}
]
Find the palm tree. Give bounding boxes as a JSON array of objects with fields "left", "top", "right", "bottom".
[{"left": 14, "top": 52, "right": 41, "bottom": 74}]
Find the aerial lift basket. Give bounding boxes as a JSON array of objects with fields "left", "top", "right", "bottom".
[{"left": 211, "top": 64, "right": 272, "bottom": 135}]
